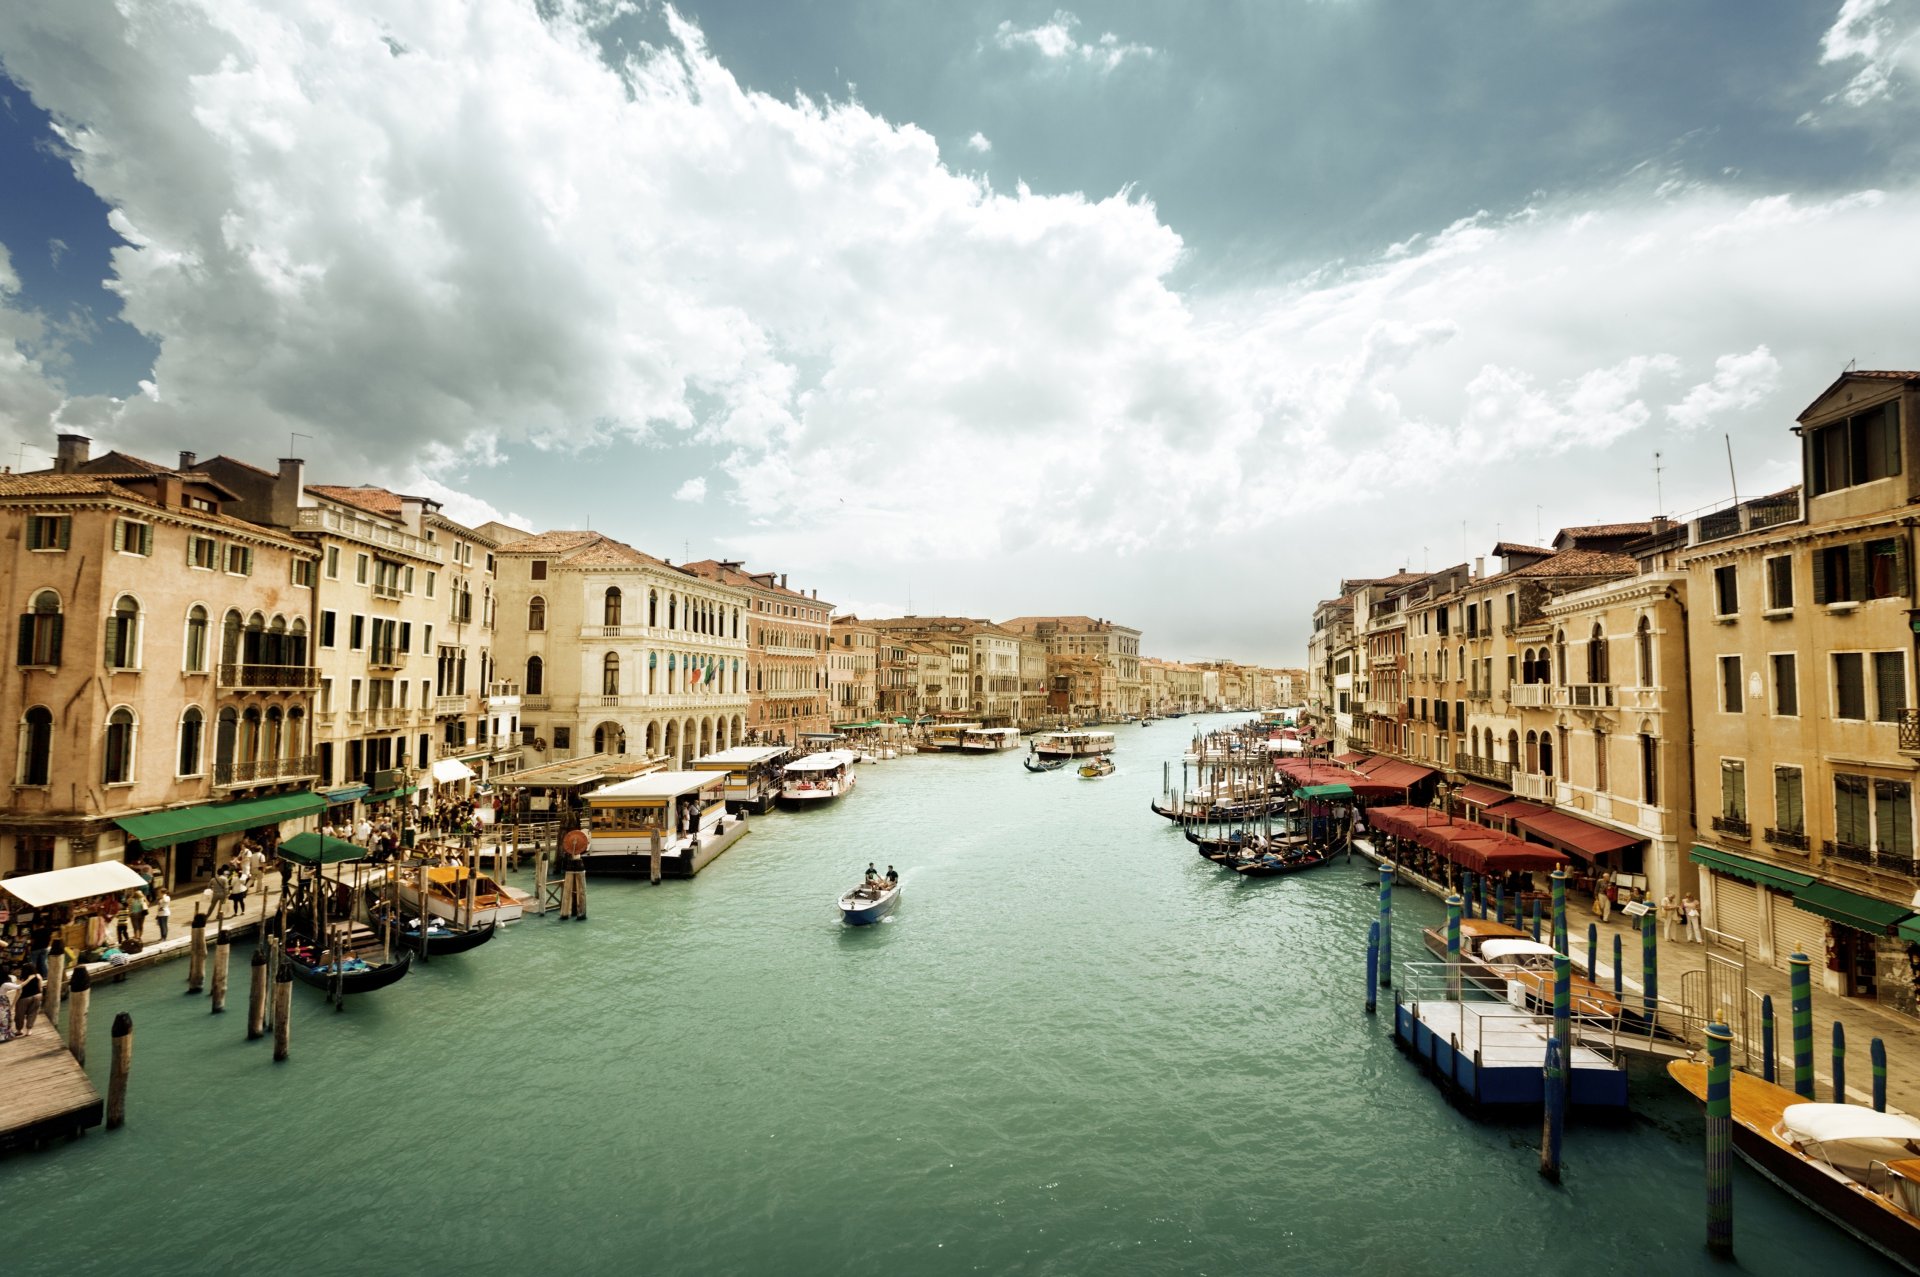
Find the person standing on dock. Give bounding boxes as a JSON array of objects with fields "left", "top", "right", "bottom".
[
  {"left": 208, "top": 869, "right": 230, "bottom": 919},
  {"left": 1682, "top": 893, "right": 1703, "bottom": 944},
  {"left": 13, "top": 966, "right": 44, "bottom": 1037},
  {"left": 127, "top": 888, "right": 149, "bottom": 943},
  {"left": 559, "top": 842, "right": 588, "bottom": 922},
  {"left": 154, "top": 890, "right": 172, "bottom": 941},
  {"left": 1658, "top": 893, "right": 1677, "bottom": 942},
  {"left": 230, "top": 867, "right": 250, "bottom": 918}
]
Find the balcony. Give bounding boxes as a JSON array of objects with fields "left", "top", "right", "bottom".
[
  {"left": 218, "top": 663, "right": 320, "bottom": 691},
  {"left": 371, "top": 581, "right": 404, "bottom": 602},
  {"left": 1824, "top": 839, "right": 1920, "bottom": 878},
  {"left": 1710, "top": 814, "right": 1751, "bottom": 838},
  {"left": 369, "top": 651, "right": 408, "bottom": 670},
  {"left": 435, "top": 695, "right": 467, "bottom": 716},
  {"left": 1690, "top": 492, "right": 1803, "bottom": 546},
  {"left": 1901, "top": 709, "right": 1920, "bottom": 754},
  {"left": 1556, "top": 683, "right": 1615, "bottom": 709},
  {"left": 1455, "top": 754, "right": 1511, "bottom": 784},
  {"left": 1763, "top": 827, "right": 1809, "bottom": 852},
  {"left": 522, "top": 695, "right": 549, "bottom": 711},
  {"left": 1512, "top": 771, "right": 1553, "bottom": 801},
  {"left": 295, "top": 504, "right": 441, "bottom": 561},
  {"left": 214, "top": 754, "right": 321, "bottom": 788},
  {"left": 1509, "top": 684, "right": 1550, "bottom": 708}
]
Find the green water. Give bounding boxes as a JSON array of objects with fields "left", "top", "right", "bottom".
[{"left": 7, "top": 717, "right": 1903, "bottom": 1275}]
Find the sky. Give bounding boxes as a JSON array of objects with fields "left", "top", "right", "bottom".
[{"left": 2, "top": 1, "right": 1919, "bottom": 665}]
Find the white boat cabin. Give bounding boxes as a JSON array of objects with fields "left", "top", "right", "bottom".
[
  {"left": 926, "top": 722, "right": 984, "bottom": 750},
  {"left": 692, "top": 745, "right": 792, "bottom": 810},
  {"left": 585, "top": 770, "right": 729, "bottom": 853},
  {"left": 781, "top": 749, "right": 859, "bottom": 801},
  {"left": 1031, "top": 730, "right": 1116, "bottom": 758},
  {"left": 959, "top": 727, "right": 1022, "bottom": 752}
]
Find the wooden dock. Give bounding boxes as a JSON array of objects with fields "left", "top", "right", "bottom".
[{"left": 0, "top": 1026, "right": 103, "bottom": 1153}]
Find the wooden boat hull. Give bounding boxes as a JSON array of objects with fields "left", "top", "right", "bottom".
[
  {"left": 1670, "top": 1061, "right": 1920, "bottom": 1271},
  {"left": 286, "top": 946, "right": 414, "bottom": 995},
  {"left": 409, "top": 920, "right": 497, "bottom": 956},
  {"left": 1232, "top": 850, "right": 1337, "bottom": 876},
  {"left": 1024, "top": 757, "right": 1067, "bottom": 773}
]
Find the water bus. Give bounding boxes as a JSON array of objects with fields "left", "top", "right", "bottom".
[
  {"left": 581, "top": 770, "right": 745, "bottom": 877},
  {"left": 925, "top": 722, "right": 983, "bottom": 752},
  {"left": 692, "top": 744, "right": 793, "bottom": 814},
  {"left": 959, "top": 727, "right": 1022, "bottom": 754},
  {"left": 779, "top": 749, "right": 860, "bottom": 807},
  {"left": 1031, "top": 730, "right": 1115, "bottom": 760}
]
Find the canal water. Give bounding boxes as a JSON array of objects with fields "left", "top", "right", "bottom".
[{"left": 7, "top": 717, "right": 1902, "bottom": 1275}]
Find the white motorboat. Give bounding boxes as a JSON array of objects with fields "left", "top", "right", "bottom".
[
  {"left": 395, "top": 864, "right": 525, "bottom": 926},
  {"left": 780, "top": 749, "right": 860, "bottom": 806},
  {"left": 839, "top": 878, "right": 900, "bottom": 925}
]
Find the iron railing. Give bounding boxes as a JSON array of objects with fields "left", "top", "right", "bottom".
[
  {"left": 1711, "top": 814, "right": 1750, "bottom": 837},
  {"left": 1763, "top": 827, "right": 1808, "bottom": 851},
  {"left": 214, "top": 754, "right": 320, "bottom": 787},
  {"left": 218, "top": 663, "right": 319, "bottom": 690}
]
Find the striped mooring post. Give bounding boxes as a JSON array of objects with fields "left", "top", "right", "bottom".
[
  {"left": 1833, "top": 1022, "right": 1847, "bottom": 1104},
  {"left": 1552, "top": 953, "right": 1572, "bottom": 1108},
  {"left": 1705, "top": 1022, "right": 1734, "bottom": 1257},
  {"left": 1460, "top": 872, "right": 1473, "bottom": 919},
  {"left": 1760, "top": 995, "right": 1776, "bottom": 1084},
  {"left": 1641, "top": 911, "right": 1658, "bottom": 1019},
  {"left": 1530, "top": 897, "right": 1542, "bottom": 942},
  {"left": 1790, "top": 953, "right": 1815, "bottom": 1099},
  {"left": 1495, "top": 882, "right": 1506, "bottom": 927},
  {"left": 1365, "top": 921, "right": 1379, "bottom": 1015},
  {"left": 1550, "top": 868, "right": 1568, "bottom": 957},
  {"left": 1586, "top": 922, "right": 1598, "bottom": 982},
  {"left": 1872, "top": 1038, "right": 1888, "bottom": 1112},
  {"left": 1445, "top": 895, "right": 1462, "bottom": 999},
  {"left": 1540, "top": 1034, "right": 1565, "bottom": 1184},
  {"left": 1377, "top": 863, "right": 1394, "bottom": 989},
  {"left": 1612, "top": 933, "right": 1624, "bottom": 998}
]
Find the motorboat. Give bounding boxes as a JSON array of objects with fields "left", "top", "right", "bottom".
[
  {"left": 1419, "top": 917, "right": 1623, "bottom": 1020},
  {"left": 1079, "top": 756, "right": 1116, "bottom": 779},
  {"left": 959, "top": 727, "right": 1022, "bottom": 753},
  {"left": 394, "top": 864, "right": 525, "bottom": 927},
  {"left": 780, "top": 749, "right": 860, "bottom": 807},
  {"left": 1670, "top": 1061, "right": 1920, "bottom": 1270},
  {"left": 839, "top": 878, "right": 901, "bottom": 925},
  {"left": 1031, "top": 730, "right": 1116, "bottom": 759}
]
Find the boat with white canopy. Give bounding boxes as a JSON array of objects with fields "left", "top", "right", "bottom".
[{"left": 780, "top": 750, "right": 859, "bottom": 807}]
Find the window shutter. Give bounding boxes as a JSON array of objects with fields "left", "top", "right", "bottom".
[
  {"left": 57, "top": 517, "right": 70, "bottom": 549},
  {"left": 1896, "top": 537, "right": 1911, "bottom": 597},
  {"left": 48, "top": 615, "right": 62, "bottom": 665},
  {"left": 140, "top": 523, "right": 152, "bottom": 555},
  {"left": 112, "top": 521, "right": 125, "bottom": 552},
  {"left": 1811, "top": 547, "right": 1828, "bottom": 604},
  {"left": 1848, "top": 543, "right": 1869, "bottom": 602},
  {"left": 17, "top": 616, "right": 33, "bottom": 665}
]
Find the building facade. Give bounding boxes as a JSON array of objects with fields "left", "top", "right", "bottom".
[{"left": 682, "top": 561, "right": 833, "bottom": 743}]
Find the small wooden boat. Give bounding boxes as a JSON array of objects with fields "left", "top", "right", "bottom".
[
  {"left": 370, "top": 902, "right": 498, "bottom": 956},
  {"left": 1670, "top": 1060, "right": 1920, "bottom": 1270},
  {"left": 839, "top": 878, "right": 901, "bottom": 925},
  {"left": 1420, "top": 917, "right": 1623, "bottom": 1020},
  {"left": 395, "top": 864, "right": 524, "bottom": 927},
  {"left": 1231, "top": 845, "right": 1338, "bottom": 876},
  {"left": 280, "top": 925, "right": 415, "bottom": 996},
  {"left": 1079, "top": 756, "right": 1116, "bottom": 779},
  {"left": 1024, "top": 756, "right": 1068, "bottom": 773}
]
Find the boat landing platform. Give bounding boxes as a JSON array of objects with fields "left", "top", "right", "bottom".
[
  {"left": 1395, "top": 996, "right": 1629, "bottom": 1109},
  {"left": 0, "top": 1025, "right": 103, "bottom": 1154}
]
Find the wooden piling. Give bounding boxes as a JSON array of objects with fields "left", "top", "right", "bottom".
[
  {"left": 247, "top": 949, "right": 268, "bottom": 1041},
  {"left": 44, "top": 941, "right": 66, "bottom": 1032},
  {"left": 66, "top": 965, "right": 91, "bottom": 1065},
  {"left": 1376, "top": 863, "right": 1394, "bottom": 988},
  {"left": 1641, "top": 911, "right": 1658, "bottom": 1018},
  {"left": 1760, "top": 994, "right": 1776, "bottom": 1083},
  {"left": 1445, "top": 895, "right": 1462, "bottom": 1000},
  {"left": 209, "top": 929, "right": 231, "bottom": 1013},
  {"left": 1789, "top": 953, "right": 1814, "bottom": 1099},
  {"left": 1365, "top": 921, "right": 1378, "bottom": 1014},
  {"left": 106, "top": 1012, "right": 133, "bottom": 1130},
  {"left": 1872, "top": 1038, "right": 1888, "bottom": 1112},
  {"left": 1549, "top": 868, "right": 1568, "bottom": 957},
  {"left": 187, "top": 911, "right": 208, "bottom": 994},
  {"left": 1705, "top": 1022, "right": 1734, "bottom": 1257},
  {"left": 649, "top": 828, "right": 663, "bottom": 886},
  {"left": 1833, "top": 1021, "right": 1847, "bottom": 1103},
  {"left": 1586, "top": 922, "right": 1598, "bottom": 982},
  {"left": 1612, "top": 934, "right": 1623, "bottom": 998},
  {"left": 272, "top": 964, "right": 293, "bottom": 1062},
  {"left": 1530, "top": 898, "right": 1542, "bottom": 942},
  {"left": 1539, "top": 1035, "right": 1564, "bottom": 1184}
]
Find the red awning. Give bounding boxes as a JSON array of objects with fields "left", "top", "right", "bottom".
[
  {"left": 1512, "top": 809, "right": 1642, "bottom": 861},
  {"left": 1455, "top": 783, "right": 1509, "bottom": 809},
  {"left": 1362, "top": 759, "right": 1437, "bottom": 790},
  {"left": 1485, "top": 798, "right": 1551, "bottom": 822},
  {"left": 1277, "top": 761, "right": 1358, "bottom": 785},
  {"left": 1361, "top": 804, "right": 1437, "bottom": 841},
  {"left": 1409, "top": 818, "right": 1495, "bottom": 856},
  {"left": 1445, "top": 829, "right": 1570, "bottom": 874},
  {"left": 1333, "top": 752, "right": 1371, "bottom": 767}
]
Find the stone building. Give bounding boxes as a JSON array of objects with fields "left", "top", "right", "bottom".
[
  {"left": 1000, "top": 615, "right": 1145, "bottom": 717},
  {"left": 828, "top": 615, "right": 880, "bottom": 724},
  {"left": 865, "top": 617, "right": 1026, "bottom": 725},
  {"left": 681, "top": 561, "right": 833, "bottom": 743}
]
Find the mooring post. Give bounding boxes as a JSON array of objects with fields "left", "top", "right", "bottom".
[
  {"left": 1531, "top": 897, "right": 1542, "bottom": 942},
  {"left": 187, "top": 911, "right": 208, "bottom": 994},
  {"left": 1540, "top": 1035, "right": 1564, "bottom": 1184},
  {"left": 1495, "top": 882, "right": 1506, "bottom": 927},
  {"left": 44, "top": 940, "right": 67, "bottom": 1031},
  {"left": 272, "top": 962, "right": 293, "bottom": 1062},
  {"left": 1612, "top": 933, "right": 1624, "bottom": 999},
  {"left": 1586, "top": 922, "right": 1598, "bottom": 982},
  {"left": 1550, "top": 868, "right": 1568, "bottom": 957},
  {"left": 66, "top": 965, "right": 91, "bottom": 1065},
  {"left": 1641, "top": 911, "right": 1658, "bottom": 1021},
  {"left": 1552, "top": 953, "right": 1572, "bottom": 1110},
  {"left": 247, "top": 948, "right": 268, "bottom": 1040},
  {"left": 209, "top": 929, "right": 231, "bottom": 1014},
  {"left": 1833, "top": 1022, "right": 1847, "bottom": 1103},
  {"left": 1445, "top": 894, "right": 1462, "bottom": 1000},
  {"left": 1377, "top": 862, "right": 1394, "bottom": 989},
  {"left": 1365, "top": 921, "right": 1379, "bottom": 1015},
  {"left": 1872, "top": 1038, "right": 1888, "bottom": 1112},
  {"left": 1705, "top": 1022, "right": 1734, "bottom": 1258},
  {"left": 1760, "top": 995, "right": 1776, "bottom": 1084},
  {"left": 1790, "top": 953, "right": 1814, "bottom": 1099},
  {"left": 106, "top": 1012, "right": 133, "bottom": 1130}
]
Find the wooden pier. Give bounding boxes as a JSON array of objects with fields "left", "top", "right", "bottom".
[{"left": 0, "top": 1026, "right": 103, "bottom": 1153}]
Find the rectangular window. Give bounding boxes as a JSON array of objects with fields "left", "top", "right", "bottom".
[
  {"left": 1835, "top": 652, "right": 1866, "bottom": 720},
  {"left": 423, "top": 624, "right": 432, "bottom": 654},
  {"left": 1764, "top": 555, "right": 1793, "bottom": 611},
  {"left": 553, "top": 725, "right": 571, "bottom": 750},
  {"left": 1640, "top": 734, "right": 1658, "bottom": 806},
  {"left": 350, "top": 614, "right": 366, "bottom": 651},
  {"left": 291, "top": 557, "right": 315, "bottom": 587},
  {"left": 404, "top": 565, "right": 415, "bottom": 593},
  {"left": 1873, "top": 650, "right": 1907, "bottom": 722},
  {"left": 1720, "top": 759, "right": 1746, "bottom": 822},
  {"left": 1814, "top": 538, "right": 1909, "bottom": 604},
  {"left": 224, "top": 543, "right": 253, "bottom": 576},
  {"left": 319, "top": 678, "right": 333, "bottom": 713},
  {"left": 26, "top": 514, "right": 71, "bottom": 551},
  {"left": 1809, "top": 400, "right": 1901, "bottom": 496},
  {"left": 1876, "top": 779, "right": 1915, "bottom": 857},
  {"left": 1719, "top": 655, "right": 1742, "bottom": 712},
  {"left": 1594, "top": 731, "right": 1608, "bottom": 793},
  {"left": 113, "top": 519, "right": 152, "bottom": 556},
  {"left": 531, "top": 560, "right": 548, "bottom": 581},
  {"left": 399, "top": 622, "right": 412, "bottom": 652},
  {"left": 1773, "top": 766, "right": 1804, "bottom": 836},
  {"left": 1772, "top": 653, "right": 1797, "bottom": 717},
  {"left": 1836, "top": 772, "right": 1871, "bottom": 847},
  {"left": 326, "top": 546, "right": 340, "bottom": 578},
  {"left": 350, "top": 678, "right": 363, "bottom": 711},
  {"left": 1713, "top": 564, "right": 1738, "bottom": 616},
  {"left": 356, "top": 553, "right": 369, "bottom": 585},
  {"left": 188, "top": 535, "right": 217, "bottom": 569},
  {"left": 320, "top": 611, "right": 337, "bottom": 648}
]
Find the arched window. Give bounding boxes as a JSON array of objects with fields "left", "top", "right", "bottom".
[
  {"left": 178, "top": 706, "right": 204, "bottom": 776},
  {"left": 18, "top": 707, "right": 53, "bottom": 785},
  {"left": 1506, "top": 729, "right": 1520, "bottom": 766},
  {"left": 526, "top": 655, "right": 544, "bottom": 696},
  {"left": 1520, "top": 649, "right": 1534, "bottom": 684},
  {"left": 1525, "top": 730, "right": 1540, "bottom": 773},
  {"left": 18, "top": 589, "right": 63, "bottom": 667},
  {"left": 1538, "top": 730, "right": 1553, "bottom": 778},
  {"left": 288, "top": 618, "right": 308, "bottom": 667},
  {"left": 106, "top": 595, "right": 142, "bottom": 669},
  {"left": 1635, "top": 616, "right": 1653, "bottom": 687},
  {"left": 265, "top": 706, "right": 284, "bottom": 761},
  {"left": 215, "top": 707, "right": 238, "bottom": 770},
  {"left": 668, "top": 595, "right": 678, "bottom": 630},
  {"left": 528, "top": 596, "right": 546, "bottom": 631},
  {"left": 1587, "top": 623, "right": 1609, "bottom": 684},
  {"left": 240, "top": 707, "right": 261, "bottom": 763},
  {"left": 1554, "top": 630, "right": 1567, "bottom": 686},
  {"left": 649, "top": 590, "right": 658, "bottom": 628},
  {"left": 732, "top": 607, "right": 740, "bottom": 638},
  {"left": 604, "top": 587, "right": 623, "bottom": 627},
  {"left": 287, "top": 707, "right": 306, "bottom": 759},
  {"left": 104, "top": 706, "right": 136, "bottom": 783},
  {"left": 602, "top": 652, "right": 620, "bottom": 696},
  {"left": 221, "top": 609, "right": 244, "bottom": 666}
]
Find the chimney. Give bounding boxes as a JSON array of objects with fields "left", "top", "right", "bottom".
[
  {"left": 780, "top": 573, "right": 788, "bottom": 589},
  {"left": 271, "top": 458, "right": 305, "bottom": 529},
  {"left": 54, "top": 433, "right": 90, "bottom": 474},
  {"left": 1474, "top": 556, "right": 1484, "bottom": 580},
  {"left": 177, "top": 450, "right": 197, "bottom": 471},
  {"left": 400, "top": 495, "right": 426, "bottom": 535},
  {"left": 1650, "top": 514, "right": 1671, "bottom": 536}
]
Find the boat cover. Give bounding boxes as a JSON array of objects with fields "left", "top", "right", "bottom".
[{"left": 1783, "top": 1103, "right": 1920, "bottom": 1146}]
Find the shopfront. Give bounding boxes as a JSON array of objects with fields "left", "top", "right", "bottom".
[{"left": 114, "top": 791, "right": 327, "bottom": 889}]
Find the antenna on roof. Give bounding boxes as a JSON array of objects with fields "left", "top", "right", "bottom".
[
  {"left": 288, "top": 431, "right": 312, "bottom": 458},
  {"left": 1725, "top": 433, "right": 1740, "bottom": 508},
  {"left": 1535, "top": 505, "right": 1543, "bottom": 544},
  {"left": 1653, "top": 450, "right": 1665, "bottom": 515},
  {"left": 1845, "top": 357, "right": 1857, "bottom": 373}
]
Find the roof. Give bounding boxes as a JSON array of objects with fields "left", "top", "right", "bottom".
[
  {"left": 1511, "top": 808, "right": 1642, "bottom": 859},
  {"left": 1508, "top": 548, "right": 1638, "bottom": 578},
  {"left": 1557, "top": 522, "right": 1655, "bottom": 541},
  {"left": 0, "top": 860, "right": 146, "bottom": 909},
  {"left": 1358, "top": 758, "right": 1437, "bottom": 789},
  {"left": 306, "top": 484, "right": 408, "bottom": 518},
  {"left": 491, "top": 752, "right": 666, "bottom": 788},
  {"left": 1456, "top": 783, "right": 1510, "bottom": 808},
  {"left": 784, "top": 750, "right": 859, "bottom": 771},
  {"left": 693, "top": 746, "right": 792, "bottom": 766},
  {"left": 1797, "top": 370, "right": 1920, "bottom": 421},
  {"left": 589, "top": 770, "right": 726, "bottom": 800},
  {"left": 494, "top": 528, "right": 673, "bottom": 571},
  {"left": 1493, "top": 541, "right": 1553, "bottom": 557},
  {"left": 681, "top": 559, "right": 826, "bottom": 604}
]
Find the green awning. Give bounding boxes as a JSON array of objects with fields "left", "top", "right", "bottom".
[
  {"left": 1296, "top": 783, "right": 1354, "bottom": 799},
  {"left": 367, "top": 785, "right": 417, "bottom": 804},
  {"left": 1689, "top": 845, "right": 1814, "bottom": 895},
  {"left": 1898, "top": 916, "right": 1920, "bottom": 946},
  {"left": 279, "top": 832, "right": 367, "bottom": 866},
  {"left": 1790, "top": 882, "right": 1914, "bottom": 935},
  {"left": 115, "top": 791, "right": 326, "bottom": 849}
]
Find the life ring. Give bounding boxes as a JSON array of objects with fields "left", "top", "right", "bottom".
[{"left": 562, "top": 829, "right": 590, "bottom": 854}]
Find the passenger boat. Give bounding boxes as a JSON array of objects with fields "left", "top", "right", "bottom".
[
  {"left": 394, "top": 863, "right": 524, "bottom": 927},
  {"left": 582, "top": 770, "right": 745, "bottom": 876},
  {"left": 1231, "top": 844, "right": 1339, "bottom": 876},
  {"left": 1079, "top": 756, "right": 1116, "bottom": 779},
  {"left": 691, "top": 744, "right": 792, "bottom": 814},
  {"left": 1419, "top": 917, "right": 1623, "bottom": 1020},
  {"left": 958, "top": 727, "right": 1022, "bottom": 753},
  {"left": 1030, "top": 730, "right": 1116, "bottom": 760},
  {"left": 780, "top": 749, "right": 860, "bottom": 806},
  {"left": 924, "top": 722, "right": 983, "bottom": 752},
  {"left": 1024, "top": 755, "right": 1068, "bottom": 773},
  {"left": 839, "top": 877, "right": 901, "bottom": 925},
  {"left": 1670, "top": 1060, "right": 1920, "bottom": 1270}
]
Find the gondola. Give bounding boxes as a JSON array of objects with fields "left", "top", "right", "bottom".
[
  {"left": 278, "top": 925, "right": 416, "bottom": 995},
  {"left": 1024, "top": 756, "right": 1068, "bottom": 773},
  {"left": 1230, "top": 846, "right": 1339, "bottom": 876},
  {"left": 370, "top": 902, "right": 498, "bottom": 956}
]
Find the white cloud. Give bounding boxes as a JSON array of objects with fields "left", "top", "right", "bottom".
[
  {"left": 1665, "top": 345, "right": 1782, "bottom": 432},
  {"left": 1818, "top": 0, "right": 1920, "bottom": 106},
  {"left": 965, "top": 131, "right": 992, "bottom": 153},
  {"left": 992, "top": 11, "right": 1156, "bottom": 72},
  {"left": 673, "top": 475, "right": 707, "bottom": 502}
]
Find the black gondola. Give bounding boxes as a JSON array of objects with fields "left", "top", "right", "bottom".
[
  {"left": 1025, "top": 756, "right": 1068, "bottom": 773},
  {"left": 1230, "top": 846, "right": 1338, "bottom": 877},
  {"left": 280, "top": 928, "right": 416, "bottom": 994},
  {"left": 370, "top": 902, "right": 498, "bottom": 956}
]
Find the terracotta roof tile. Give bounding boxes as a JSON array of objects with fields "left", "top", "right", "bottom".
[
  {"left": 1557, "top": 522, "right": 1654, "bottom": 540},
  {"left": 0, "top": 472, "right": 305, "bottom": 545},
  {"left": 307, "top": 484, "right": 406, "bottom": 518},
  {"left": 1849, "top": 370, "right": 1920, "bottom": 381},
  {"left": 493, "top": 529, "right": 602, "bottom": 555},
  {"left": 1510, "top": 549, "right": 1638, "bottom": 578},
  {"left": 1493, "top": 541, "right": 1553, "bottom": 557}
]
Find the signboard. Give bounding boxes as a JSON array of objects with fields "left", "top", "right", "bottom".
[{"left": 1622, "top": 900, "right": 1652, "bottom": 918}]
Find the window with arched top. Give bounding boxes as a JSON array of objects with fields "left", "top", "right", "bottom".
[
  {"left": 526, "top": 655, "right": 544, "bottom": 696},
  {"left": 1587, "top": 623, "right": 1609, "bottom": 684},
  {"left": 18, "top": 706, "right": 53, "bottom": 784},
  {"left": 649, "top": 590, "right": 658, "bottom": 628},
  {"left": 104, "top": 706, "right": 137, "bottom": 783},
  {"left": 602, "top": 652, "right": 620, "bottom": 696},
  {"left": 240, "top": 706, "right": 261, "bottom": 762},
  {"left": 215, "top": 707, "right": 238, "bottom": 770},
  {"left": 287, "top": 706, "right": 306, "bottom": 758},
  {"left": 1635, "top": 616, "right": 1653, "bottom": 687},
  {"left": 1506, "top": 729, "right": 1520, "bottom": 765},
  {"left": 1554, "top": 630, "right": 1567, "bottom": 686},
  {"left": 604, "top": 587, "right": 623, "bottom": 627},
  {"left": 106, "top": 596, "right": 142, "bottom": 669},
  {"left": 528, "top": 596, "right": 546, "bottom": 631},
  {"left": 221, "top": 609, "right": 244, "bottom": 665},
  {"left": 18, "top": 589, "right": 63, "bottom": 667},
  {"left": 265, "top": 706, "right": 284, "bottom": 761},
  {"left": 732, "top": 607, "right": 740, "bottom": 638},
  {"left": 1593, "top": 729, "right": 1608, "bottom": 793},
  {"left": 178, "top": 706, "right": 205, "bottom": 776},
  {"left": 668, "top": 595, "right": 678, "bottom": 630},
  {"left": 1538, "top": 730, "right": 1554, "bottom": 778},
  {"left": 1525, "top": 729, "right": 1540, "bottom": 773},
  {"left": 288, "top": 618, "right": 308, "bottom": 666}
]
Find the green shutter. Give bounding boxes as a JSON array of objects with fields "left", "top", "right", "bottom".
[
  {"left": 1811, "top": 547, "right": 1829, "bottom": 604},
  {"left": 57, "top": 517, "right": 70, "bottom": 549},
  {"left": 1896, "top": 536, "right": 1911, "bottom": 597},
  {"left": 1848, "top": 543, "right": 1868, "bottom": 603},
  {"left": 48, "top": 614, "right": 62, "bottom": 666},
  {"left": 17, "top": 616, "right": 33, "bottom": 666}
]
